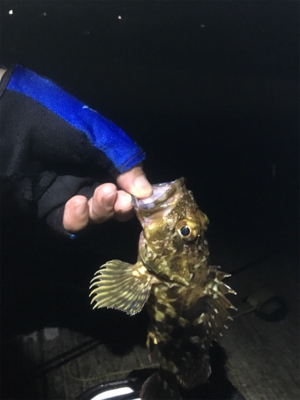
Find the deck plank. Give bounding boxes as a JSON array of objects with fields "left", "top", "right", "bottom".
[
  {"left": 20, "top": 328, "right": 156, "bottom": 399},
  {"left": 218, "top": 252, "right": 299, "bottom": 400}
]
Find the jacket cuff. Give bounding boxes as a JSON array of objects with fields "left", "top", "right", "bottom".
[{"left": 6, "top": 64, "right": 145, "bottom": 174}]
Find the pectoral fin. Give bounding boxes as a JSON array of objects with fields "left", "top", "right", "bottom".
[{"left": 90, "top": 260, "right": 154, "bottom": 315}]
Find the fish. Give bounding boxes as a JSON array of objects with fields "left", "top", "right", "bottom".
[{"left": 90, "top": 178, "right": 236, "bottom": 399}]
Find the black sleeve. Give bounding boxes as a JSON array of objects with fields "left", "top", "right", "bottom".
[{"left": 0, "top": 65, "right": 146, "bottom": 235}]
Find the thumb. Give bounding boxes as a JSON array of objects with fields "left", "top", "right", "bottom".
[{"left": 117, "top": 164, "right": 152, "bottom": 199}]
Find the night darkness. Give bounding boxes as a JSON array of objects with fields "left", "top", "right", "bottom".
[{"left": 0, "top": 1, "right": 299, "bottom": 399}]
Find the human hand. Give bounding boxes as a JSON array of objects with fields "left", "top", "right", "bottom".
[
  {"left": 63, "top": 164, "right": 152, "bottom": 232},
  {"left": 1, "top": 65, "right": 151, "bottom": 236}
]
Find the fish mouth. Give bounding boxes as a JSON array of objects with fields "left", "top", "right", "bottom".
[{"left": 132, "top": 177, "right": 185, "bottom": 210}]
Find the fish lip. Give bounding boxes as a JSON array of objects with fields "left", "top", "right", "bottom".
[{"left": 132, "top": 177, "right": 185, "bottom": 210}]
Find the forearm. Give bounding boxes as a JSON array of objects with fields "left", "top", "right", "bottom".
[
  {"left": 0, "top": 65, "right": 150, "bottom": 235},
  {"left": 1, "top": 65, "right": 145, "bottom": 177}
]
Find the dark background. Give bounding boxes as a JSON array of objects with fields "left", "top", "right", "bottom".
[
  {"left": 1, "top": 0, "right": 298, "bottom": 243},
  {"left": 0, "top": 1, "right": 299, "bottom": 397}
]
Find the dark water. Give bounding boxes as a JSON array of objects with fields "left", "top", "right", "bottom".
[{"left": 1, "top": 1, "right": 299, "bottom": 398}]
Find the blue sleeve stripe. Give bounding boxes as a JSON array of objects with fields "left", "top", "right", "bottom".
[{"left": 6, "top": 65, "right": 145, "bottom": 173}]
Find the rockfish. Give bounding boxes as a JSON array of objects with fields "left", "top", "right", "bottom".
[{"left": 90, "top": 178, "right": 236, "bottom": 399}]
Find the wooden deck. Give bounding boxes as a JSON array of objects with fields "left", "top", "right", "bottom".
[
  {"left": 1, "top": 328, "right": 158, "bottom": 399},
  {"left": 1, "top": 242, "right": 298, "bottom": 400}
]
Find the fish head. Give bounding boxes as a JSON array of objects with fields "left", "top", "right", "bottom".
[{"left": 132, "top": 178, "right": 209, "bottom": 286}]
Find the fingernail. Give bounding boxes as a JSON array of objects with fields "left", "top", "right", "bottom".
[
  {"left": 118, "top": 191, "right": 132, "bottom": 208},
  {"left": 134, "top": 175, "right": 152, "bottom": 193},
  {"left": 75, "top": 201, "right": 87, "bottom": 216},
  {"left": 103, "top": 192, "right": 116, "bottom": 207}
]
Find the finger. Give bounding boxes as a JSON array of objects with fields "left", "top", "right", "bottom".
[
  {"left": 88, "top": 183, "right": 117, "bottom": 224},
  {"left": 114, "top": 190, "right": 135, "bottom": 222},
  {"left": 63, "top": 195, "right": 89, "bottom": 232},
  {"left": 117, "top": 164, "right": 152, "bottom": 199}
]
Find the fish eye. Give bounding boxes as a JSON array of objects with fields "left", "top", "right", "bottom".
[
  {"left": 177, "top": 219, "right": 198, "bottom": 241},
  {"left": 180, "top": 225, "right": 191, "bottom": 237}
]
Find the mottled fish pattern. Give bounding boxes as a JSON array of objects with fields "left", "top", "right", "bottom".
[{"left": 90, "top": 178, "right": 236, "bottom": 399}]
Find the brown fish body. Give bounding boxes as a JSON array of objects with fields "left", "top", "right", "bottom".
[
  {"left": 146, "top": 261, "right": 234, "bottom": 390},
  {"left": 90, "top": 178, "right": 236, "bottom": 396}
]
